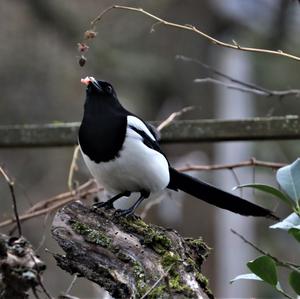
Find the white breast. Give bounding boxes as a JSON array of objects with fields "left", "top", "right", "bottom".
[{"left": 81, "top": 116, "right": 170, "bottom": 195}]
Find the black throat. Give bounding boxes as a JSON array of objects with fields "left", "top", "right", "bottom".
[{"left": 79, "top": 92, "right": 129, "bottom": 163}]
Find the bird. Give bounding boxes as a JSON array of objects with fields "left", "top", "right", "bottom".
[{"left": 78, "top": 76, "right": 277, "bottom": 220}]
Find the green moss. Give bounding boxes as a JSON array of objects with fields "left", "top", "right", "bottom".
[
  {"left": 144, "top": 231, "right": 172, "bottom": 254},
  {"left": 71, "top": 221, "right": 111, "bottom": 248},
  {"left": 131, "top": 252, "right": 194, "bottom": 298},
  {"left": 120, "top": 217, "right": 149, "bottom": 235},
  {"left": 195, "top": 272, "right": 208, "bottom": 286},
  {"left": 185, "top": 237, "right": 211, "bottom": 263},
  {"left": 132, "top": 260, "right": 147, "bottom": 296},
  {"left": 120, "top": 217, "right": 171, "bottom": 254},
  {"left": 116, "top": 251, "right": 131, "bottom": 263},
  {"left": 146, "top": 285, "right": 165, "bottom": 299},
  {"left": 169, "top": 273, "right": 195, "bottom": 297},
  {"left": 195, "top": 272, "right": 213, "bottom": 299},
  {"left": 161, "top": 251, "right": 180, "bottom": 268}
]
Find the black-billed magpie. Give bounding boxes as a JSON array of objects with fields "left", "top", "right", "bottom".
[{"left": 79, "top": 76, "right": 277, "bottom": 220}]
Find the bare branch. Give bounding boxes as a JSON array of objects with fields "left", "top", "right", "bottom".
[
  {"left": 176, "top": 55, "right": 273, "bottom": 93},
  {"left": 177, "top": 158, "right": 286, "bottom": 172},
  {"left": 0, "top": 180, "right": 101, "bottom": 230},
  {"left": 177, "top": 55, "right": 300, "bottom": 99},
  {"left": 157, "top": 106, "right": 194, "bottom": 131},
  {"left": 0, "top": 159, "right": 286, "bottom": 230},
  {"left": 89, "top": 5, "right": 300, "bottom": 62},
  {"left": 231, "top": 229, "right": 300, "bottom": 272},
  {"left": 0, "top": 166, "right": 22, "bottom": 236},
  {"left": 194, "top": 78, "right": 300, "bottom": 98},
  {"left": 67, "top": 145, "right": 81, "bottom": 191}
]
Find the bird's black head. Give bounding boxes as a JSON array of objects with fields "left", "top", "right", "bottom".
[
  {"left": 79, "top": 76, "right": 128, "bottom": 162},
  {"left": 81, "top": 76, "right": 117, "bottom": 100}
]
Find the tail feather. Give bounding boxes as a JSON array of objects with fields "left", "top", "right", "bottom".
[{"left": 168, "top": 168, "right": 278, "bottom": 220}]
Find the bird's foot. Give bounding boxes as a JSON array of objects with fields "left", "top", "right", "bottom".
[
  {"left": 92, "top": 201, "right": 114, "bottom": 211},
  {"left": 113, "top": 208, "right": 135, "bottom": 218}
]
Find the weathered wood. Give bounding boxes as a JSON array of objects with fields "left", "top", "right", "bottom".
[
  {"left": 51, "top": 202, "right": 213, "bottom": 299},
  {"left": 0, "top": 116, "right": 299, "bottom": 147}
]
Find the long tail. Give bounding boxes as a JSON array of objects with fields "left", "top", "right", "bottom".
[{"left": 168, "top": 168, "right": 278, "bottom": 220}]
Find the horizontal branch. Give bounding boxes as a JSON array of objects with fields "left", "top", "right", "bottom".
[
  {"left": 177, "top": 158, "right": 286, "bottom": 172},
  {"left": 0, "top": 158, "right": 285, "bottom": 231},
  {"left": 177, "top": 55, "right": 300, "bottom": 99},
  {"left": 0, "top": 116, "right": 300, "bottom": 147},
  {"left": 194, "top": 78, "right": 300, "bottom": 98}
]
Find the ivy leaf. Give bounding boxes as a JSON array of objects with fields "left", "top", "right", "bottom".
[
  {"left": 247, "top": 256, "right": 278, "bottom": 286},
  {"left": 289, "top": 271, "right": 300, "bottom": 295},
  {"left": 270, "top": 213, "right": 300, "bottom": 231},
  {"left": 276, "top": 159, "right": 300, "bottom": 202},
  {"left": 234, "top": 183, "right": 293, "bottom": 206},
  {"left": 230, "top": 273, "right": 262, "bottom": 284}
]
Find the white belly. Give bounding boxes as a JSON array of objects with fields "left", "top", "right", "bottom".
[{"left": 81, "top": 127, "right": 170, "bottom": 195}]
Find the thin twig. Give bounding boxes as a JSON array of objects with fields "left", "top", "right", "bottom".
[
  {"left": 36, "top": 213, "right": 50, "bottom": 253},
  {"left": 140, "top": 264, "right": 173, "bottom": 299},
  {"left": 32, "top": 288, "right": 41, "bottom": 299},
  {"left": 194, "top": 78, "right": 300, "bottom": 98},
  {"left": 65, "top": 274, "right": 78, "bottom": 295},
  {"left": 0, "top": 159, "right": 286, "bottom": 229},
  {"left": 178, "top": 55, "right": 300, "bottom": 98},
  {"left": 177, "top": 158, "right": 286, "bottom": 172},
  {"left": 0, "top": 166, "right": 22, "bottom": 236},
  {"left": 90, "top": 5, "right": 300, "bottom": 62},
  {"left": 68, "top": 145, "right": 81, "bottom": 192},
  {"left": 176, "top": 55, "right": 271, "bottom": 93},
  {"left": 7, "top": 180, "right": 96, "bottom": 234},
  {"left": 276, "top": 288, "right": 294, "bottom": 299},
  {"left": 30, "top": 254, "right": 52, "bottom": 299},
  {"left": 230, "top": 168, "right": 242, "bottom": 197},
  {"left": 38, "top": 277, "right": 52, "bottom": 299},
  {"left": 157, "top": 106, "right": 195, "bottom": 131},
  {"left": 231, "top": 229, "right": 300, "bottom": 272},
  {"left": 0, "top": 180, "right": 101, "bottom": 230}
]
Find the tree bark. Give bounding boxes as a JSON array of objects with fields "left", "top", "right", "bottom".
[{"left": 51, "top": 201, "right": 213, "bottom": 299}]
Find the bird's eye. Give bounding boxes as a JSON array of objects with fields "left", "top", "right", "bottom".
[{"left": 106, "top": 85, "right": 113, "bottom": 94}]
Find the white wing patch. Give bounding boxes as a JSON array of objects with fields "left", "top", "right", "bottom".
[{"left": 127, "top": 115, "right": 156, "bottom": 141}]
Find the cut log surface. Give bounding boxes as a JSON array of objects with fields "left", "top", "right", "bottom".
[{"left": 51, "top": 201, "right": 213, "bottom": 299}]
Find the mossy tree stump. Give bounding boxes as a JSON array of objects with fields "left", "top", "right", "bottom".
[{"left": 51, "top": 201, "right": 213, "bottom": 299}]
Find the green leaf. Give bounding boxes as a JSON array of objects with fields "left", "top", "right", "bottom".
[
  {"left": 270, "top": 213, "right": 300, "bottom": 231},
  {"left": 247, "top": 256, "right": 278, "bottom": 286},
  {"left": 289, "top": 271, "right": 300, "bottom": 295},
  {"left": 230, "top": 273, "right": 262, "bottom": 284},
  {"left": 289, "top": 228, "right": 300, "bottom": 242},
  {"left": 277, "top": 159, "right": 300, "bottom": 202},
  {"left": 234, "top": 183, "right": 293, "bottom": 206}
]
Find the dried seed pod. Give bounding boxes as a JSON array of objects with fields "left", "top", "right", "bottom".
[
  {"left": 77, "top": 43, "right": 89, "bottom": 53},
  {"left": 84, "top": 30, "right": 97, "bottom": 39},
  {"left": 79, "top": 55, "right": 87, "bottom": 67}
]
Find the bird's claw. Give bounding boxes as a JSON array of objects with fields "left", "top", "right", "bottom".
[
  {"left": 113, "top": 208, "right": 134, "bottom": 218},
  {"left": 92, "top": 201, "right": 114, "bottom": 211}
]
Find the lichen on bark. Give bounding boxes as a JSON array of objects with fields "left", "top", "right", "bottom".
[{"left": 51, "top": 201, "right": 213, "bottom": 299}]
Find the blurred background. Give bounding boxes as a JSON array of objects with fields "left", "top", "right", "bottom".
[{"left": 1, "top": 0, "right": 300, "bottom": 298}]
